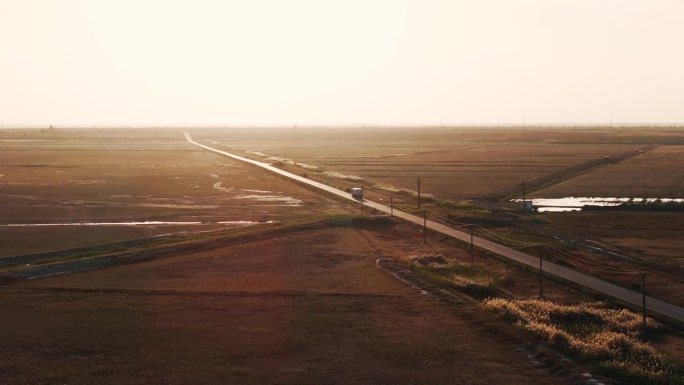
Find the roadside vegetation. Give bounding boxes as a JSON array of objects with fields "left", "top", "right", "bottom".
[
  {"left": 374, "top": 184, "right": 435, "bottom": 202},
  {"left": 401, "top": 253, "right": 683, "bottom": 385},
  {"left": 402, "top": 254, "right": 508, "bottom": 297},
  {"left": 483, "top": 298, "right": 683, "bottom": 385},
  {"left": 440, "top": 200, "right": 492, "bottom": 218}
]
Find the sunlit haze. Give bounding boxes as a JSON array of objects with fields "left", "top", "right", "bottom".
[{"left": 1, "top": 0, "right": 683, "bottom": 127}]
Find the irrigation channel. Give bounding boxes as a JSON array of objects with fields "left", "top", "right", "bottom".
[{"left": 185, "top": 133, "right": 684, "bottom": 324}]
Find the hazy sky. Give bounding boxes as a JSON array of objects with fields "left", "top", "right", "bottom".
[{"left": 1, "top": 0, "right": 683, "bottom": 127}]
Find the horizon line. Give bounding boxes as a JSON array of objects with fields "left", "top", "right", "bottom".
[{"left": 2, "top": 122, "right": 684, "bottom": 129}]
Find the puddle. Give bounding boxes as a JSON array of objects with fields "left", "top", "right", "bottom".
[
  {"left": 296, "top": 162, "right": 319, "bottom": 170},
  {"left": 212, "top": 182, "right": 301, "bottom": 206},
  {"left": 0, "top": 221, "right": 269, "bottom": 227},
  {"left": 315, "top": 155, "right": 383, "bottom": 159},
  {"left": 243, "top": 189, "right": 273, "bottom": 194},
  {"left": 246, "top": 151, "right": 268, "bottom": 157},
  {"left": 233, "top": 194, "right": 302, "bottom": 206},
  {"left": 512, "top": 197, "right": 684, "bottom": 212},
  {"left": 213, "top": 181, "right": 234, "bottom": 193},
  {"left": 218, "top": 220, "right": 275, "bottom": 225},
  {"left": 266, "top": 156, "right": 296, "bottom": 165},
  {"left": 69, "top": 180, "right": 105, "bottom": 185}
]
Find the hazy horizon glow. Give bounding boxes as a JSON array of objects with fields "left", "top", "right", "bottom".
[{"left": 1, "top": 0, "right": 683, "bottom": 127}]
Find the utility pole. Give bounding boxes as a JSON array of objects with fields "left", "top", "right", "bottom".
[
  {"left": 469, "top": 225, "right": 474, "bottom": 266},
  {"left": 642, "top": 273, "right": 647, "bottom": 333},
  {"left": 522, "top": 181, "right": 526, "bottom": 205},
  {"left": 360, "top": 186, "right": 364, "bottom": 216},
  {"left": 423, "top": 210, "right": 427, "bottom": 244},
  {"left": 539, "top": 245, "right": 544, "bottom": 299},
  {"left": 417, "top": 178, "right": 421, "bottom": 209}
]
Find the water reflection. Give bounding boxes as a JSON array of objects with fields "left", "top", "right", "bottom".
[
  {"left": 512, "top": 197, "right": 684, "bottom": 212},
  {"left": 0, "top": 221, "right": 270, "bottom": 227}
]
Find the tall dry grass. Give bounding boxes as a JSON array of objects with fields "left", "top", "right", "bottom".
[
  {"left": 483, "top": 298, "right": 683, "bottom": 385},
  {"left": 403, "top": 255, "right": 508, "bottom": 296}
]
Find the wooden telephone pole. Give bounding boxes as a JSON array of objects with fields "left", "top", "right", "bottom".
[{"left": 417, "top": 178, "right": 421, "bottom": 209}]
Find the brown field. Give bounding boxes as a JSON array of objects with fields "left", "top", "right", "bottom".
[
  {"left": 0, "top": 129, "right": 348, "bottom": 257},
  {"left": 0, "top": 220, "right": 584, "bottom": 385},
  {"left": 536, "top": 145, "right": 684, "bottom": 198},
  {"left": 537, "top": 211, "right": 684, "bottom": 307},
  {"left": 189, "top": 127, "right": 680, "bottom": 201},
  {"left": 190, "top": 127, "right": 684, "bottom": 301},
  {"left": 2, "top": 127, "right": 684, "bottom": 384},
  {"left": 2, "top": 217, "right": 682, "bottom": 384}
]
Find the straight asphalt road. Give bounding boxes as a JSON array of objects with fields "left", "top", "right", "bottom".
[{"left": 185, "top": 133, "right": 684, "bottom": 324}]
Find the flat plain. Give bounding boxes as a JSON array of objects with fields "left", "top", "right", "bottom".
[
  {"left": 0, "top": 221, "right": 576, "bottom": 385},
  {"left": 0, "top": 129, "right": 347, "bottom": 258},
  {"left": 194, "top": 126, "right": 684, "bottom": 301},
  {"left": 192, "top": 127, "right": 660, "bottom": 200},
  {"left": 2, "top": 127, "right": 684, "bottom": 384},
  {"left": 536, "top": 145, "right": 684, "bottom": 198}
]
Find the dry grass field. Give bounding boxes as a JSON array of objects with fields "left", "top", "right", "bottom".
[
  {"left": 0, "top": 220, "right": 579, "bottom": 385},
  {"left": 190, "top": 127, "right": 684, "bottom": 298},
  {"left": 189, "top": 127, "right": 684, "bottom": 201},
  {"left": 2, "top": 127, "right": 684, "bottom": 384},
  {"left": 1, "top": 217, "right": 681, "bottom": 384},
  {"left": 536, "top": 145, "right": 684, "bottom": 198},
  {"left": 0, "top": 129, "right": 348, "bottom": 257}
]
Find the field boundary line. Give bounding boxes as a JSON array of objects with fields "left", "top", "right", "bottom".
[{"left": 484, "top": 143, "right": 658, "bottom": 200}]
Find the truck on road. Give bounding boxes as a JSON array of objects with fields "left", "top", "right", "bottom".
[{"left": 351, "top": 187, "right": 363, "bottom": 200}]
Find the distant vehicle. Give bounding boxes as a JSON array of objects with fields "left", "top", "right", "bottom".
[
  {"left": 521, "top": 201, "right": 534, "bottom": 211},
  {"left": 351, "top": 187, "right": 363, "bottom": 200}
]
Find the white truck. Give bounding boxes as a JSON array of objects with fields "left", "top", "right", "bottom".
[{"left": 350, "top": 187, "right": 363, "bottom": 200}]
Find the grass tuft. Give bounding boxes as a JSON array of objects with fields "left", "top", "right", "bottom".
[{"left": 403, "top": 254, "right": 508, "bottom": 297}]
